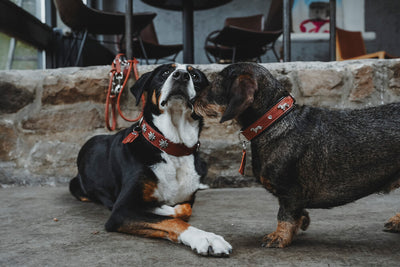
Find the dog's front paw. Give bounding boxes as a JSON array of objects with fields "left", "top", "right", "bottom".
[
  {"left": 262, "top": 231, "right": 292, "bottom": 248},
  {"left": 179, "top": 227, "right": 232, "bottom": 257},
  {"left": 384, "top": 213, "right": 400, "bottom": 233},
  {"left": 261, "top": 221, "right": 297, "bottom": 248}
]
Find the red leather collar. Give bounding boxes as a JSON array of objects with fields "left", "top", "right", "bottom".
[
  {"left": 122, "top": 119, "right": 199, "bottom": 157},
  {"left": 241, "top": 95, "right": 295, "bottom": 141},
  {"left": 238, "top": 95, "right": 295, "bottom": 175}
]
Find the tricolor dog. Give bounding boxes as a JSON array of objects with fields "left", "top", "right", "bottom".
[
  {"left": 195, "top": 62, "right": 400, "bottom": 248},
  {"left": 69, "top": 64, "right": 232, "bottom": 256}
]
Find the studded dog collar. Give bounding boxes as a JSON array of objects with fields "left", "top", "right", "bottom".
[
  {"left": 238, "top": 95, "right": 295, "bottom": 175},
  {"left": 241, "top": 95, "right": 295, "bottom": 141},
  {"left": 122, "top": 119, "right": 200, "bottom": 157}
]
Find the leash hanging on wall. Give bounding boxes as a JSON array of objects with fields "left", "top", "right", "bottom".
[{"left": 105, "top": 53, "right": 145, "bottom": 131}]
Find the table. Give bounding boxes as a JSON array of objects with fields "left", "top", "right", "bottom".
[{"left": 141, "top": 0, "right": 232, "bottom": 63}]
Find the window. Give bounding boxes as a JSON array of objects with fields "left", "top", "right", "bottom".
[
  {"left": 0, "top": 0, "right": 46, "bottom": 70},
  {"left": 290, "top": 0, "right": 375, "bottom": 41}
]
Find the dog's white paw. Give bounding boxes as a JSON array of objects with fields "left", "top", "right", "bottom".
[
  {"left": 179, "top": 226, "right": 232, "bottom": 257},
  {"left": 198, "top": 183, "right": 210, "bottom": 190}
]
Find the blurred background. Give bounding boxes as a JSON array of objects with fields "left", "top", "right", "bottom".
[{"left": 1, "top": 0, "right": 399, "bottom": 69}]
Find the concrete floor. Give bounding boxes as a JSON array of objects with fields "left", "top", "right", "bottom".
[{"left": 0, "top": 186, "right": 399, "bottom": 266}]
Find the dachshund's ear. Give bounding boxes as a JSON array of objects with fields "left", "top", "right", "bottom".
[
  {"left": 220, "top": 74, "right": 258, "bottom": 123},
  {"left": 130, "top": 72, "right": 153, "bottom": 105}
]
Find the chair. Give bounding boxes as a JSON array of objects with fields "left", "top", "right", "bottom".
[
  {"left": 131, "top": 22, "right": 183, "bottom": 64},
  {"left": 205, "top": 14, "right": 282, "bottom": 63},
  {"left": 53, "top": 0, "right": 156, "bottom": 66},
  {"left": 336, "top": 27, "right": 398, "bottom": 61}
]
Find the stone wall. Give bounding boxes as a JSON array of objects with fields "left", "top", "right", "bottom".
[{"left": 1, "top": 59, "right": 400, "bottom": 187}]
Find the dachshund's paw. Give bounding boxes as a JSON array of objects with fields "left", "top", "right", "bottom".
[
  {"left": 384, "top": 213, "right": 400, "bottom": 233},
  {"left": 261, "top": 221, "right": 296, "bottom": 248},
  {"left": 262, "top": 231, "right": 292, "bottom": 248},
  {"left": 300, "top": 210, "right": 310, "bottom": 231}
]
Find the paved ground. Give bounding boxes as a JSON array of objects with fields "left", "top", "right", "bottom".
[{"left": 0, "top": 186, "right": 399, "bottom": 266}]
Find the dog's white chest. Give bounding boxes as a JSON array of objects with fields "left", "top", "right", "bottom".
[{"left": 151, "top": 153, "right": 200, "bottom": 205}]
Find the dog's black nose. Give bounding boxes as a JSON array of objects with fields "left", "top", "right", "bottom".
[{"left": 172, "top": 70, "right": 190, "bottom": 82}]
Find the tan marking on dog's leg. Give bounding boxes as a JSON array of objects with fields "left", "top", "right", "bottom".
[
  {"left": 149, "top": 219, "right": 190, "bottom": 242},
  {"left": 390, "top": 180, "right": 400, "bottom": 191},
  {"left": 174, "top": 203, "right": 192, "bottom": 221},
  {"left": 150, "top": 204, "right": 191, "bottom": 221},
  {"left": 262, "top": 220, "right": 301, "bottom": 248},
  {"left": 119, "top": 218, "right": 233, "bottom": 256},
  {"left": 79, "top": 196, "right": 91, "bottom": 202},
  {"left": 118, "top": 218, "right": 190, "bottom": 242},
  {"left": 260, "top": 176, "right": 276, "bottom": 194},
  {"left": 384, "top": 213, "right": 400, "bottom": 233},
  {"left": 142, "top": 181, "right": 158, "bottom": 202}
]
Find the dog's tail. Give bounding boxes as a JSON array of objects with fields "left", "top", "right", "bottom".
[{"left": 69, "top": 175, "right": 91, "bottom": 202}]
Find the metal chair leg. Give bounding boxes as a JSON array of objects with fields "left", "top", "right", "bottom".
[
  {"left": 137, "top": 37, "right": 149, "bottom": 65},
  {"left": 63, "top": 33, "right": 79, "bottom": 66},
  {"left": 272, "top": 46, "right": 280, "bottom": 61},
  {"left": 75, "top": 30, "right": 88, "bottom": 66},
  {"left": 232, "top": 47, "right": 236, "bottom": 63},
  {"left": 172, "top": 51, "right": 181, "bottom": 62},
  {"left": 269, "top": 40, "right": 279, "bottom": 61},
  {"left": 6, "top": 0, "right": 23, "bottom": 70},
  {"left": 6, "top": 38, "right": 17, "bottom": 70}
]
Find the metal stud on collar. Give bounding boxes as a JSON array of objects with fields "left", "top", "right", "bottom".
[
  {"left": 148, "top": 132, "right": 155, "bottom": 141},
  {"left": 278, "top": 103, "right": 290, "bottom": 111},
  {"left": 159, "top": 139, "right": 169, "bottom": 148}
]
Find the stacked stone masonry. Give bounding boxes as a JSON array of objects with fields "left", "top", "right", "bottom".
[{"left": 1, "top": 60, "right": 400, "bottom": 187}]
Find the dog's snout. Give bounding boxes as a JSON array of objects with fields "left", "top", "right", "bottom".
[{"left": 172, "top": 70, "right": 190, "bottom": 82}]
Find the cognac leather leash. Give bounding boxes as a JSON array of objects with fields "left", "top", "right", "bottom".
[{"left": 105, "top": 54, "right": 145, "bottom": 131}]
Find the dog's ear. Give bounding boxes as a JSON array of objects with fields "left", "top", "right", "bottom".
[
  {"left": 130, "top": 72, "right": 153, "bottom": 105},
  {"left": 220, "top": 74, "right": 257, "bottom": 123}
]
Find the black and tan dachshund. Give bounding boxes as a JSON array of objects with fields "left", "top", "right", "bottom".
[{"left": 196, "top": 62, "right": 400, "bottom": 248}]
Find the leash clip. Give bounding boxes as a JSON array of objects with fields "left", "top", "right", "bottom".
[
  {"left": 238, "top": 131, "right": 248, "bottom": 147},
  {"left": 119, "top": 55, "right": 130, "bottom": 76},
  {"left": 238, "top": 132, "right": 249, "bottom": 175},
  {"left": 122, "top": 118, "right": 144, "bottom": 144},
  {"left": 134, "top": 117, "right": 144, "bottom": 132},
  {"left": 242, "top": 140, "right": 247, "bottom": 150},
  {"left": 196, "top": 141, "right": 201, "bottom": 152},
  {"left": 112, "top": 72, "right": 124, "bottom": 95}
]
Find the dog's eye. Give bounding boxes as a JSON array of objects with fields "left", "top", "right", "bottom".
[
  {"left": 162, "top": 70, "right": 170, "bottom": 77},
  {"left": 190, "top": 73, "right": 198, "bottom": 80}
]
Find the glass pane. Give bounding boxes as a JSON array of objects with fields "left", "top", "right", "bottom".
[
  {"left": 0, "top": 0, "right": 41, "bottom": 70},
  {"left": 0, "top": 33, "right": 10, "bottom": 70},
  {"left": 11, "top": 0, "right": 36, "bottom": 18}
]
